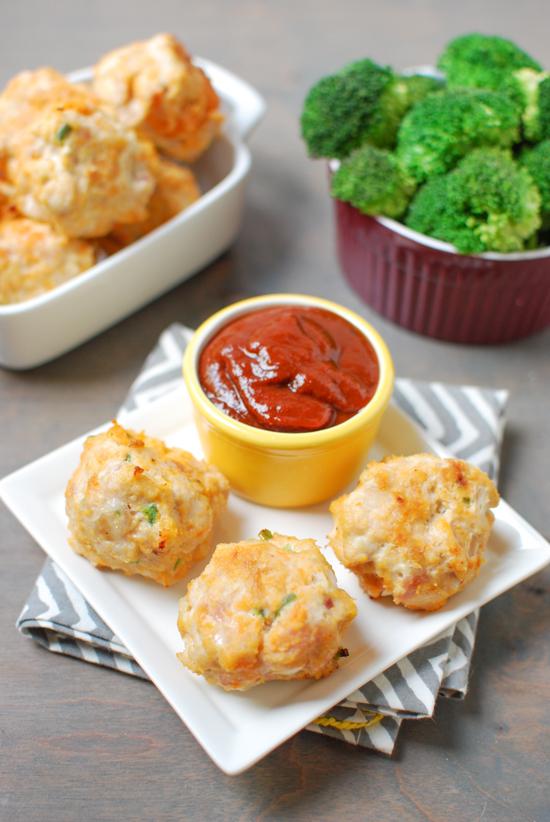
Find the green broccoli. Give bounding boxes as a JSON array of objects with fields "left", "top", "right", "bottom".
[
  {"left": 300, "top": 59, "right": 408, "bottom": 159},
  {"left": 406, "top": 148, "right": 541, "bottom": 253},
  {"left": 520, "top": 140, "right": 550, "bottom": 227},
  {"left": 501, "top": 69, "right": 550, "bottom": 141},
  {"left": 331, "top": 145, "right": 416, "bottom": 218},
  {"left": 539, "top": 79, "right": 550, "bottom": 141},
  {"left": 398, "top": 74, "right": 444, "bottom": 107},
  {"left": 397, "top": 89, "right": 521, "bottom": 182},
  {"left": 405, "top": 174, "right": 458, "bottom": 243},
  {"left": 377, "top": 74, "right": 444, "bottom": 127},
  {"left": 437, "top": 33, "right": 541, "bottom": 91}
]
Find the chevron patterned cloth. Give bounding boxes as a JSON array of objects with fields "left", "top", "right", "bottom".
[{"left": 16, "top": 324, "right": 508, "bottom": 756}]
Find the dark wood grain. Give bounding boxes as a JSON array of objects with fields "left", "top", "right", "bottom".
[{"left": 1, "top": 2, "right": 549, "bottom": 820}]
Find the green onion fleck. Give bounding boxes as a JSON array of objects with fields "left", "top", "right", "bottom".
[
  {"left": 173, "top": 557, "right": 182, "bottom": 571},
  {"left": 142, "top": 503, "right": 159, "bottom": 524},
  {"left": 258, "top": 529, "right": 273, "bottom": 541},
  {"left": 55, "top": 123, "right": 72, "bottom": 142},
  {"left": 251, "top": 607, "right": 268, "bottom": 618},
  {"left": 124, "top": 453, "right": 132, "bottom": 462},
  {"left": 463, "top": 496, "right": 471, "bottom": 505},
  {"left": 274, "top": 592, "right": 297, "bottom": 617}
]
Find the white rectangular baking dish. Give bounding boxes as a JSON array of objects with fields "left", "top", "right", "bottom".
[{"left": 0, "top": 59, "right": 265, "bottom": 369}]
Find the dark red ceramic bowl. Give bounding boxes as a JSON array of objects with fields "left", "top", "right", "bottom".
[{"left": 334, "top": 198, "right": 550, "bottom": 345}]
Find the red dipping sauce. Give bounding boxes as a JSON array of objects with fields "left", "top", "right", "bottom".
[{"left": 198, "top": 306, "right": 379, "bottom": 433}]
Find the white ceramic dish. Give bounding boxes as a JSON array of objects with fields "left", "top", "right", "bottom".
[
  {"left": 0, "top": 59, "right": 265, "bottom": 370},
  {"left": 1, "top": 387, "right": 549, "bottom": 774}
]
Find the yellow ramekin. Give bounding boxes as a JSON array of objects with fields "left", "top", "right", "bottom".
[{"left": 183, "top": 294, "right": 394, "bottom": 508}]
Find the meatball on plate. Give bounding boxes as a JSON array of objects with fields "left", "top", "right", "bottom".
[
  {"left": 65, "top": 422, "right": 228, "bottom": 585},
  {"left": 330, "top": 453, "right": 499, "bottom": 611},
  {"left": 2, "top": 387, "right": 550, "bottom": 774},
  {"left": 177, "top": 532, "right": 357, "bottom": 690}
]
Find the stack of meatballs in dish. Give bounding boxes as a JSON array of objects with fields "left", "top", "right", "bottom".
[
  {"left": 65, "top": 421, "right": 499, "bottom": 692},
  {"left": 0, "top": 33, "right": 222, "bottom": 304}
]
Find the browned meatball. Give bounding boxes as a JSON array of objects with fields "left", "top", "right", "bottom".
[
  {"left": 66, "top": 422, "right": 229, "bottom": 586},
  {"left": 177, "top": 532, "right": 357, "bottom": 690},
  {"left": 330, "top": 453, "right": 499, "bottom": 611}
]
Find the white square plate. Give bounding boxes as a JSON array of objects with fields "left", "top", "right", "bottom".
[{"left": 1, "top": 387, "right": 549, "bottom": 774}]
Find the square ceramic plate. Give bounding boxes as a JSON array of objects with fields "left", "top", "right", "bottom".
[{"left": 1, "top": 387, "right": 549, "bottom": 774}]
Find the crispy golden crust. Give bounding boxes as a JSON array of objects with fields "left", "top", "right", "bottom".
[
  {"left": 0, "top": 217, "right": 96, "bottom": 304},
  {"left": 329, "top": 453, "right": 499, "bottom": 611},
  {"left": 177, "top": 533, "right": 357, "bottom": 690},
  {"left": 6, "top": 104, "right": 156, "bottom": 237},
  {"left": 65, "top": 422, "right": 229, "bottom": 586},
  {"left": 93, "top": 33, "right": 223, "bottom": 162},
  {"left": 106, "top": 156, "right": 200, "bottom": 247},
  {"left": 0, "top": 188, "right": 18, "bottom": 221}
]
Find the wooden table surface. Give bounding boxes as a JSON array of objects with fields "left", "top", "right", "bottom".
[{"left": 1, "top": 2, "right": 549, "bottom": 820}]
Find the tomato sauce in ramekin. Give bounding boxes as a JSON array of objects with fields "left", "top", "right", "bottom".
[{"left": 198, "top": 305, "right": 379, "bottom": 433}]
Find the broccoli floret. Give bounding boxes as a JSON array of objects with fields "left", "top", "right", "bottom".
[
  {"left": 397, "top": 89, "right": 521, "bottom": 182},
  {"left": 399, "top": 74, "right": 445, "bottom": 107},
  {"left": 359, "top": 73, "right": 446, "bottom": 149},
  {"left": 300, "top": 59, "right": 408, "bottom": 159},
  {"left": 405, "top": 174, "right": 454, "bottom": 239},
  {"left": 520, "top": 140, "right": 550, "bottom": 227},
  {"left": 362, "top": 75, "right": 415, "bottom": 149},
  {"left": 538, "top": 76, "right": 550, "bottom": 140},
  {"left": 331, "top": 145, "right": 416, "bottom": 218},
  {"left": 373, "top": 74, "right": 444, "bottom": 134},
  {"left": 502, "top": 69, "right": 550, "bottom": 141},
  {"left": 438, "top": 33, "right": 541, "bottom": 91},
  {"left": 406, "top": 148, "right": 541, "bottom": 254},
  {"left": 539, "top": 78, "right": 550, "bottom": 141}
]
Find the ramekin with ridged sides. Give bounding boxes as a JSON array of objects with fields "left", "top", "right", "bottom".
[
  {"left": 334, "top": 200, "right": 550, "bottom": 345},
  {"left": 182, "top": 293, "right": 394, "bottom": 508}
]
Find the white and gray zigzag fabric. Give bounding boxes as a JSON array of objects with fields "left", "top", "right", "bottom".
[{"left": 17, "top": 324, "right": 508, "bottom": 756}]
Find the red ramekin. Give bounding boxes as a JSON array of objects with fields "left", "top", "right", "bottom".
[{"left": 334, "top": 198, "right": 550, "bottom": 345}]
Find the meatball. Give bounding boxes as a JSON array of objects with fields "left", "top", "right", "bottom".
[
  {"left": 0, "top": 67, "right": 92, "bottom": 109},
  {"left": 7, "top": 103, "right": 156, "bottom": 237},
  {"left": 329, "top": 454, "right": 499, "bottom": 611},
  {"left": 0, "top": 67, "right": 95, "bottom": 152},
  {"left": 93, "top": 33, "right": 223, "bottom": 162},
  {"left": 65, "top": 422, "right": 229, "bottom": 586},
  {"left": 107, "top": 156, "right": 200, "bottom": 247},
  {"left": 177, "top": 532, "right": 357, "bottom": 690},
  {"left": 0, "top": 218, "right": 96, "bottom": 304}
]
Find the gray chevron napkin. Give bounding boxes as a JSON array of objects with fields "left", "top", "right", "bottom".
[{"left": 16, "top": 324, "right": 508, "bottom": 756}]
